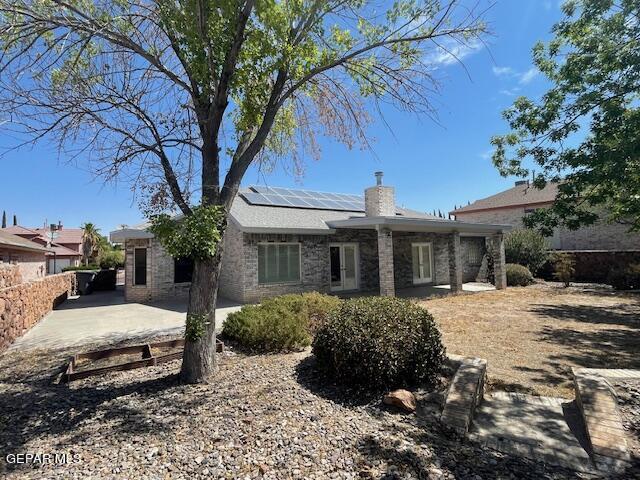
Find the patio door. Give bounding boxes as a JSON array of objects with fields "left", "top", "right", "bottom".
[
  {"left": 412, "top": 243, "right": 433, "bottom": 284},
  {"left": 330, "top": 243, "right": 359, "bottom": 291}
]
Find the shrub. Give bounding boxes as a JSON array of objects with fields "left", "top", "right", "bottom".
[
  {"left": 62, "top": 264, "right": 99, "bottom": 272},
  {"left": 607, "top": 264, "right": 640, "bottom": 290},
  {"left": 505, "top": 263, "right": 534, "bottom": 286},
  {"left": 312, "top": 297, "right": 445, "bottom": 389},
  {"left": 221, "top": 292, "right": 339, "bottom": 352},
  {"left": 222, "top": 303, "right": 311, "bottom": 352},
  {"left": 99, "top": 250, "right": 124, "bottom": 269},
  {"left": 504, "top": 229, "right": 549, "bottom": 275},
  {"left": 552, "top": 254, "right": 575, "bottom": 287}
]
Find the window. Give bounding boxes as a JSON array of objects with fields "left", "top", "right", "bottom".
[
  {"left": 524, "top": 208, "right": 539, "bottom": 214},
  {"left": 466, "top": 242, "right": 483, "bottom": 266},
  {"left": 258, "top": 243, "right": 301, "bottom": 284},
  {"left": 133, "top": 248, "right": 147, "bottom": 286},
  {"left": 174, "top": 257, "right": 194, "bottom": 283}
]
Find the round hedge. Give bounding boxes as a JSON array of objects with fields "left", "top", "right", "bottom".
[
  {"left": 506, "top": 263, "right": 534, "bottom": 286},
  {"left": 312, "top": 296, "right": 445, "bottom": 389}
]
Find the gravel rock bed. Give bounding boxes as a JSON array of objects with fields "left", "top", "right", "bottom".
[
  {"left": 613, "top": 380, "right": 640, "bottom": 460},
  {"left": 0, "top": 338, "right": 586, "bottom": 479}
]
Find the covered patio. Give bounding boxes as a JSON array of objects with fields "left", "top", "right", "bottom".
[{"left": 327, "top": 216, "right": 510, "bottom": 298}]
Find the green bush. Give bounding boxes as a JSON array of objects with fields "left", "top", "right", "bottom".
[
  {"left": 99, "top": 250, "right": 124, "bottom": 269},
  {"left": 607, "top": 264, "right": 640, "bottom": 290},
  {"left": 506, "top": 263, "right": 534, "bottom": 286},
  {"left": 312, "top": 297, "right": 445, "bottom": 389},
  {"left": 504, "top": 229, "right": 549, "bottom": 275},
  {"left": 222, "top": 292, "right": 340, "bottom": 352},
  {"left": 62, "top": 264, "right": 99, "bottom": 272}
]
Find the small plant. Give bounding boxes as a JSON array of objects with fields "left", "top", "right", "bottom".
[
  {"left": 607, "top": 264, "right": 640, "bottom": 290},
  {"left": 505, "top": 263, "right": 534, "bottom": 286},
  {"left": 312, "top": 297, "right": 445, "bottom": 389},
  {"left": 504, "top": 229, "right": 549, "bottom": 275},
  {"left": 62, "top": 264, "right": 100, "bottom": 272},
  {"left": 552, "top": 254, "right": 575, "bottom": 287}
]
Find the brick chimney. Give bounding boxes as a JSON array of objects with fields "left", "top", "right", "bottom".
[{"left": 365, "top": 171, "right": 395, "bottom": 217}]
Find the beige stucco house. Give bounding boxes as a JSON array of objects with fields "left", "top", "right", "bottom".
[
  {"left": 111, "top": 173, "right": 510, "bottom": 304},
  {"left": 451, "top": 181, "right": 640, "bottom": 251}
]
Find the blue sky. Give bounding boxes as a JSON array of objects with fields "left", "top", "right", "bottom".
[{"left": 0, "top": 0, "right": 564, "bottom": 235}]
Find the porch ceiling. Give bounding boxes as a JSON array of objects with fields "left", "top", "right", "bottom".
[{"left": 326, "top": 216, "right": 511, "bottom": 236}]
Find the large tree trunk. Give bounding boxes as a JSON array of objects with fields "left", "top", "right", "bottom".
[{"left": 180, "top": 243, "right": 225, "bottom": 383}]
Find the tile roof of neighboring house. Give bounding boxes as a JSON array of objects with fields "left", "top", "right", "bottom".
[
  {"left": 452, "top": 182, "right": 559, "bottom": 214},
  {"left": 33, "top": 227, "right": 83, "bottom": 245},
  {"left": 2, "top": 225, "right": 41, "bottom": 237},
  {"left": 0, "top": 230, "right": 51, "bottom": 253},
  {"left": 46, "top": 244, "right": 82, "bottom": 257}
]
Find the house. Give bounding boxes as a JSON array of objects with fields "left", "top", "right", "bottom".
[
  {"left": 451, "top": 181, "right": 640, "bottom": 251},
  {"left": 0, "top": 229, "right": 49, "bottom": 283},
  {"left": 2, "top": 222, "right": 83, "bottom": 273},
  {"left": 111, "top": 173, "right": 510, "bottom": 304}
]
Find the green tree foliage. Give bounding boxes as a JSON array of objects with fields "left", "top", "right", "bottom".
[
  {"left": 12, "top": 214, "right": 17, "bottom": 226},
  {"left": 492, "top": 0, "right": 640, "bottom": 235},
  {"left": 81, "top": 223, "right": 102, "bottom": 266},
  {"left": 504, "top": 229, "right": 549, "bottom": 275},
  {"left": 0, "top": 0, "right": 486, "bottom": 382},
  {"left": 1, "top": 211, "right": 6, "bottom": 228}
]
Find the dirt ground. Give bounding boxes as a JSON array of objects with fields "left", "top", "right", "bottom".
[{"left": 420, "top": 283, "right": 640, "bottom": 398}]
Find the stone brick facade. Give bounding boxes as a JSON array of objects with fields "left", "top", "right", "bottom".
[
  {"left": 365, "top": 185, "right": 395, "bottom": 217},
  {"left": 377, "top": 229, "right": 395, "bottom": 296},
  {"left": 0, "top": 248, "right": 46, "bottom": 283},
  {"left": 448, "top": 232, "right": 462, "bottom": 292},
  {"left": 0, "top": 264, "right": 21, "bottom": 289},
  {"left": 0, "top": 272, "right": 75, "bottom": 352},
  {"left": 455, "top": 206, "right": 640, "bottom": 251}
]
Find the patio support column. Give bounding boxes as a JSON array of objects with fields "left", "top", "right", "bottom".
[
  {"left": 448, "top": 231, "right": 463, "bottom": 293},
  {"left": 490, "top": 233, "right": 507, "bottom": 289},
  {"left": 377, "top": 228, "right": 395, "bottom": 297}
]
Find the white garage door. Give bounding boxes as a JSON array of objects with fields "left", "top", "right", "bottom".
[{"left": 49, "top": 258, "right": 71, "bottom": 274}]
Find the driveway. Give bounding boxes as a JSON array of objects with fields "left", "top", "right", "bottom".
[{"left": 10, "top": 288, "right": 243, "bottom": 351}]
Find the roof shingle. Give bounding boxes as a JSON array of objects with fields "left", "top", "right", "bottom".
[{"left": 452, "top": 182, "right": 558, "bottom": 214}]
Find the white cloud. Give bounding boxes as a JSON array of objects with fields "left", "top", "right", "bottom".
[
  {"left": 492, "top": 66, "right": 515, "bottom": 77},
  {"left": 499, "top": 88, "right": 521, "bottom": 97},
  {"left": 427, "top": 38, "right": 483, "bottom": 67},
  {"left": 519, "top": 67, "right": 539, "bottom": 84}
]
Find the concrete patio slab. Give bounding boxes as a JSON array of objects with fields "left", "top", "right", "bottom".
[{"left": 8, "top": 288, "right": 243, "bottom": 351}]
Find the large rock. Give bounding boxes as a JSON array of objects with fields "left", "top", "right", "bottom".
[{"left": 383, "top": 389, "right": 417, "bottom": 413}]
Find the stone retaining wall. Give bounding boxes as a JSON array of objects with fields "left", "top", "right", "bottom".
[
  {"left": 0, "top": 272, "right": 76, "bottom": 352},
  {"left": 0, "top": 264, "right": 21, "bottom": 289}
]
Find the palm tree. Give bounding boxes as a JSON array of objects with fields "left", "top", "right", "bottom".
[{"left": 81, "top": 223, "right": 101, "bottom": 266}]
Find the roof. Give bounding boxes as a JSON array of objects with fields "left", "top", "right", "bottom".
[
  {"left": 0, "top": 230, "right": 51, "bottom": 253},
  {"left": 452, "top": 182, "right": 558, "bottom": 214},
  {"left": 2, "top": 225, "right": 41, "bottom": 237},
  {"left": 228, "top": 190, "right": 442, "bottom": 234},
  {"left": 327, "top": 216, "right": 511, "bottom": 235},
  {"left": 110, "top": 186, "right": 508, "bottom": 240},
  {"left": 33, "top": 227, "right": 83, "bottom": 245},
  {"left": 46, "top": 244, "right": 82, "bottom": 257}
]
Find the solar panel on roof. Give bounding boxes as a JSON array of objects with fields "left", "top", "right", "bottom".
[{"left": 243, "top": 186, "right": 367, "bottom": 212}]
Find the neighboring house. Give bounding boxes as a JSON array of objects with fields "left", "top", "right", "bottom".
[
  {"left": 2, "top": 222, "right": 83, "bottom": 273},
  {"left": 0, "top": 230, "right": 49, "bottom": 282},
  {"left": 111, "top": 173, "right": 510, "bottom": 304},
  {"left": 451, "top": 181, "right": 640, "bottom": 251}
]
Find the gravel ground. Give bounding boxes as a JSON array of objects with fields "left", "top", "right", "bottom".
[
  {"left": 0, "top": 338, "right": 587, "bottom": 479},
  {"left": 421, "top": 283, "right": 640, "bottom": 398},
  {"left": 613, "top": 380, "right": 640, "bottom": 462}
]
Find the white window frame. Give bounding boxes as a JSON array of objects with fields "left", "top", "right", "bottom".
[
  {"left": 329, "top": 242, "right": 360, "bottom": 292},
  {"left": 133, "top": 247, "right": 147, "bottom": 287},
  {"left": 411, "top": 242, "right": 433, "bottom": 284},
  {"left": 257, "top": 242, "right": 302, "bottom": 285}
]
